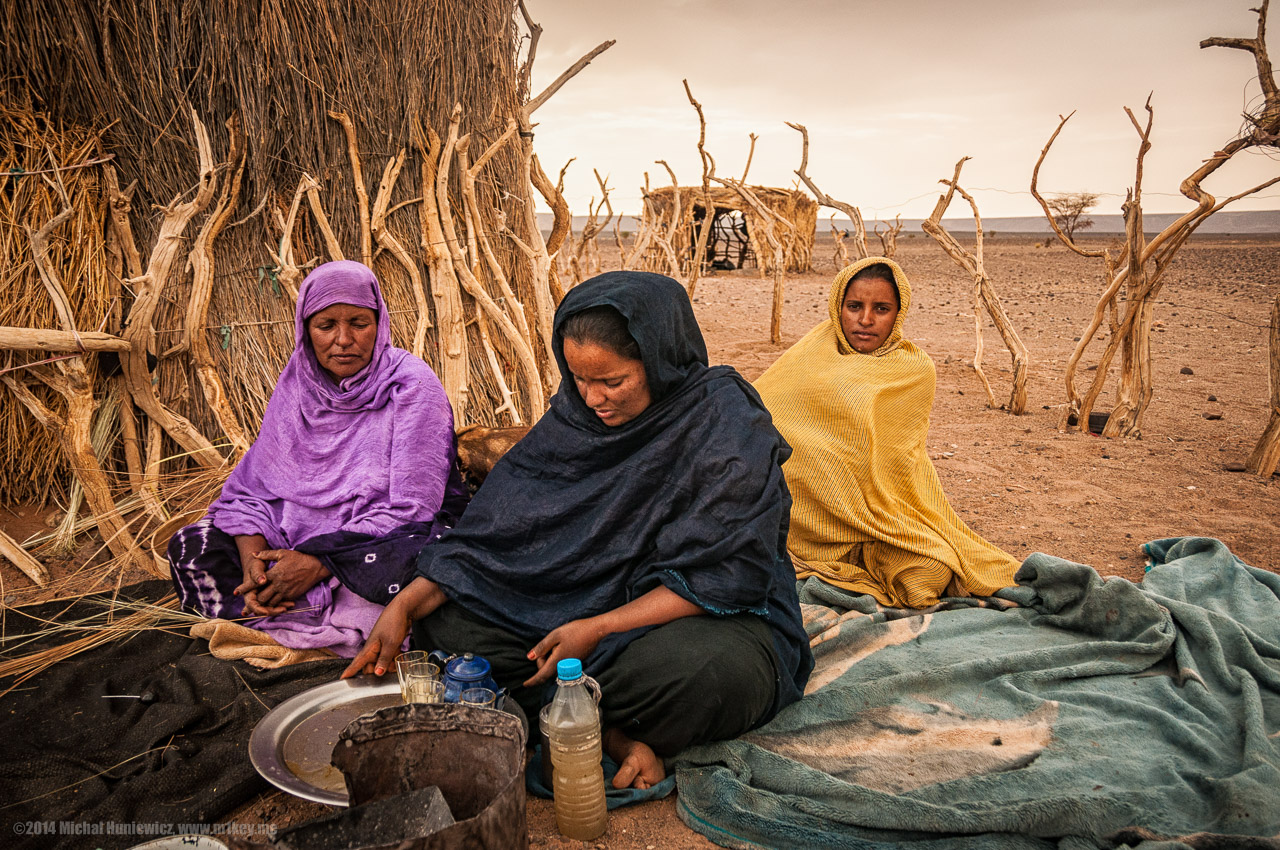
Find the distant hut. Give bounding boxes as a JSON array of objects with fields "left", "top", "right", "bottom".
[
  {"left": 0, "top": 0, "right": 551, "bottom": 512},
  {"left": 642, "top": 185, "right": 816, "bottom": 275}
]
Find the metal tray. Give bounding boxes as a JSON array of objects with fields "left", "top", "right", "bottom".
[{"left": 249, "top": 675, "right": 402, "bottom": 806}]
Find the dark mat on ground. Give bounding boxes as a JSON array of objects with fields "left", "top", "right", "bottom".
[{"left": 0, "top": 580, "right": 346, "bottom": 849}]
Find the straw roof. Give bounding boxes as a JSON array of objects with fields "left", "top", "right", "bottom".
[
  {"left": 0, "top": 0, "right": 539, "bottom": 504},
  {"left": 645, "top": 185, "right": 817, "bottom": 274}
]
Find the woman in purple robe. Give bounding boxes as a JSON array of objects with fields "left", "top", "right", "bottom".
[{"left": 168, "top": 260, "right": 468, "bottom": 658}]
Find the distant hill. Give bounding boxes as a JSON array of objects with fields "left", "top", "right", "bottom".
[
  {"left": 876, "top": 210, "right": 1280, "bottom": 235},
  {"left": 539, "top": 210, "right": 1279, "bottom": 235}
]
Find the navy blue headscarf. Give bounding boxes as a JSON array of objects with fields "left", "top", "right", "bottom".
[{"left": 418, "top": 271, "right": 812, "bottom": 715}]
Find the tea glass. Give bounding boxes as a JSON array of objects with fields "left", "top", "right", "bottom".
[
  {"left": 403, "top": 661, "right": 444, "bottom": 704},
  {"left": 394, "top": 651, "right": 430, "bottom": 700},
  {"left": 460, "top": 687, "right": 496, "bottom": 708}
]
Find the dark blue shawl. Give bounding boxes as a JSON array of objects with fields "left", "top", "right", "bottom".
[{"left": 417, "top": 271, "right": 812, "bottom": 715}]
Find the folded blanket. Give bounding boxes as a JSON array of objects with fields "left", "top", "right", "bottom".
[
  {"left": 673, "top": 538, "right": 1280, "bottom": 849},
  {"left": 190, "top": 618, "right": 336, "bottom": 669}
]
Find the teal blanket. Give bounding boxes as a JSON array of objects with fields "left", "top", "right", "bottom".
[{"left": 673, "top": 538, "right": 1280, "bottom": 849}]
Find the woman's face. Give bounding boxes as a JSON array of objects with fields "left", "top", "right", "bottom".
[
  {"left": 307, "top": 303, "right": 378, "bottom": 381},
  {"left": 840, "top": 276, "right": 900, "bottom": 354},
  {"left": 563, "top": 338, "right": 652, "bottom": 427}
]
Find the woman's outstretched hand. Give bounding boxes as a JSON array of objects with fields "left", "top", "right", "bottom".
[
  {"left": 341, "top": 603, "right": 412, "bottom": 679},
  {"left": 524, "top": 618, "right": 605, "bottom": 687},
  {"left": 341, "top": 577, "right": 448, "bottom": 680}
]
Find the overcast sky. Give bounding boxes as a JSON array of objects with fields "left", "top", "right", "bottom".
[{"left": 523, "top": 0, "right": 1279, "bottom": 222}]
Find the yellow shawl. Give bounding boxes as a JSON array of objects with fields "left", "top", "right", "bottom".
[{"left": 755, "top": 257, "right": 1018, "bottom": 607}]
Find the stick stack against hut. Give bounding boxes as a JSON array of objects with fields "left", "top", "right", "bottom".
[{"left": 0, "top": 0, "right": 606, "bottom": 576}]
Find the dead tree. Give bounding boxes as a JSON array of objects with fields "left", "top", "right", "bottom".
[
  {"left": 788, "top": 121, "right": 869, "bottom": 260},
  {"left": 875, "top": 214, "right": 904, "bottom": 258},
  {"left": 529, "top": 153, "right": 570, "bottom": 304},
  {"left": 1247, "top": 295, "right": 1280, "bottom": 476},
  {"left": 1034, "top": 2, "right": 1280, "bottom": 438},
  {"left": 650, "top": 161, "right": 688, "bottom": 283},
  {"left": 548, "top": 158, "right": 576, "bottom": 289},
  {"left": 922, "top": 157, "right": 1030, "bottom": 414},
  {"left": 830, "top": 214, "right": 849, "bottom": 268},
  {"left": 621, "top": 172, "right": 659, "bottom": 271},
  {"left": 570, "top": 169, "right": 613, "bottom": 283},
  {"left": 1045, "top": 192, "right": 1099, "bottom": 244}
]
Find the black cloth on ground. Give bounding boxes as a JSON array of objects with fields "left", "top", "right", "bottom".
[
  {"left": 0, "top": 580, "right": 346, "bottom": 850},
  {"left": 414, "top": 600, "right": 779, "bottom": 756}
]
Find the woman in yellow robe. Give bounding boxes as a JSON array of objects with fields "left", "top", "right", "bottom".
[{"left": 754, "top": 256, "right": 1018, "bottom": 608}]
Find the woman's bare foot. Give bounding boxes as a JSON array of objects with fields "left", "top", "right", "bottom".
[{"left": 603, "top": 727, "right": 665, "bottom": 790}]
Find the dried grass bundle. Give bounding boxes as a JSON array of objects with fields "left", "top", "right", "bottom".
[
  {"left": 0, "top": 107, "right": 115, "bottom": 504},
  {"left": 0, "top": 594, "right": 185, "bottom": 697}
]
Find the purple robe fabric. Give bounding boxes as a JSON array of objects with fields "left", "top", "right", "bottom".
[
  {"left": 180, "top": 260, "right": 460, "bottom": 656},
  {"left": 208, "top": 260, "right": 456, "bottom": 547}
]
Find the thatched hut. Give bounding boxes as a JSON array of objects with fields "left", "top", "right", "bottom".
[
  {"left": 641, "top": 185, "right": 816, "bottom": 275},
  {"left": 0, "top": 0, "right": 559, "bottom": 512}
]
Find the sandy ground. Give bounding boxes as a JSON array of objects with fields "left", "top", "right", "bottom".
[{"left": 2, "top": 232, "right": 1277, "bottom": 847}]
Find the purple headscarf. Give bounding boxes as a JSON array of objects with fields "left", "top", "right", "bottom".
[{"left": 208, "top": 260, "right": 456, "bottom": 549}]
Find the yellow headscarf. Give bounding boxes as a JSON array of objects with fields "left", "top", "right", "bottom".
[{"left": 755, "top": 257, "right": 1018, "bottom": 607}]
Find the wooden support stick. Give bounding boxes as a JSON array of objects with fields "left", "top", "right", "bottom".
[
  {"left": 188, "top": 116, "right": 252, "bottom": 457},
  {"left": 116, "top": 375, "right": 143, "bottom": 491},
  {"left": 530, "top": 153, "right": 569, "bottom": 303},
  {"left": 117, "top": 110, "right": 224, "bottom": 469},
  {"left": 0, "top": 328, "right": 129, "bottom": 353},
  {"left": 1247, "top": 295, "right": 1280, "bottom": 476},
  {"left": 788, "top": 121, "right": 868, "bottom": 261},
  {"left": 712, "top": 176, "right": 793, "bottom": 345},
  {"left": 329, "top": 111, "right": 374, "bottom": 265},
  {"left": 510, "top": 133, "right": 562, "bottom": 390},
  {"left": 475, "top": 301, "right": 522, "bottom": 425},
  {"left": 526, "top": 41, "right": 616, "bottom": 117},
  {"left": 684, "top": 80, "right": 717, "bottom": 296},
  {"left": 434, "top": 108, "right": 546, "bottom": 414},
  {"left": 370, "top": 147, "right": 435, "bottom": 360},
  {"left": 0, "top": 527, "right": 49, "bottom": 588},
  {"left": 140, "top": 419, "right": 165, "bottom": 522},
  {"left": 414, "top": 118, "right": 469, "bottom": 421},
  {"left": 305, "top": 177, "right": 345, "bottom": 262}
]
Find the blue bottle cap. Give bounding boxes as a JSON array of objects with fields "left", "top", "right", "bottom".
[{"left": 556, "top": 658, "right": 583, "bottom": 680}]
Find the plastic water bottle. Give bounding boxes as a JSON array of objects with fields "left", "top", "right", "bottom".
[{"left": 546, "top": 658, "right": 608, "bottom": 840}]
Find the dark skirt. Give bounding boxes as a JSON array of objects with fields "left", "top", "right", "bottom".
[{"left": 413, "top": 602, "right": 780, "bottom": 757}]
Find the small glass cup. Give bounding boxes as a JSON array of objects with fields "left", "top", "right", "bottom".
[
  {"left": 403, "top": 662, "right": 444, "bottom": 704},
  {"left": 460, "top": 687, "right": 496, "bottom": 708},
  {"left": 395, "top": 651, "right": 430, "bottom": 700}
]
